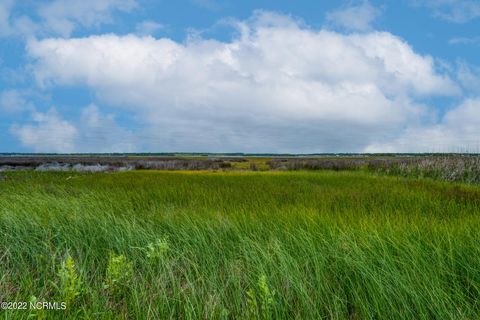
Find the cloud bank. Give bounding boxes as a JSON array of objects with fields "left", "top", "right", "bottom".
[{"left": 19, "top": 11, "right": 465, "bottom": 153}]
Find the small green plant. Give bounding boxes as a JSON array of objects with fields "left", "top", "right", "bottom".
[
  {"left": 257, "top": 275, "right": 274, "bottom": 315},
  {"left": 146, "top": 237, "right": 170, "bottom": 260},
  {"left": 246, "top": 274, "right": 275, "bottom": 320},
  {"left": 58, "top": 254, "right": 82, "bottom": 306},
  {"left": 103, "top": 253, "right": 133, "bottom": 299}
]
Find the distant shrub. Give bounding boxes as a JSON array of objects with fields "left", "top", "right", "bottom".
[
  {"left": 72, "top": 164, "right": 112, "bottom": 173},
  {"left": 36, "top": 162, "right": 70, "bottom": 172},
  {"left": 267, "top": 156, "right": 480, "bottom": 185},
  {"left": 135, "top": 159, "right": 230, "bottom": 170},
  {"left": 0, "top": 156, "right": 232, "bottom": 172},
  {"left": 267, "top": 159, "right": 368, "bottom": 171},
  {"left": 369, "top": 156, "right": 480, "bottom": 184}
]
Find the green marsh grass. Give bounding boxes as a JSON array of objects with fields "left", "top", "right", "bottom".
[{"left": 0, "top": 170, "right": 480, "bottom": 318}]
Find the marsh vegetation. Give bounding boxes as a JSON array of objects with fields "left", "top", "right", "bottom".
[{"left": 1, "top": 170, "right": 480, "bottom": 318}]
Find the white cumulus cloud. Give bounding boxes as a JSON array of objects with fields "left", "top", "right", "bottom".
[
  {"left": 366, "top": 99, "right": 480, "bottom": 152},
  {"left": 10, "top": 109, "right": 78, "bottom": 153},
  {"left": 24, "top": 11, "right": 460, "bottom": 152},
  {"left": 10, "top": 105, "right": 138, "bottom": 153}
]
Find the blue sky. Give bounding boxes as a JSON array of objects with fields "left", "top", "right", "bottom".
[{"left": 1, "top": 0, "right": 480, "bottom": 153}]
